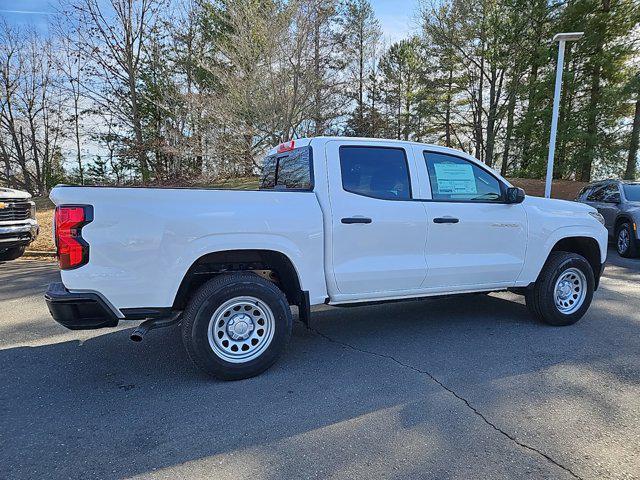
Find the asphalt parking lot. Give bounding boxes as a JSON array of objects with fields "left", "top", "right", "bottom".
[{"left": 1, "top": 251, "right": 639, "bottom": 480}]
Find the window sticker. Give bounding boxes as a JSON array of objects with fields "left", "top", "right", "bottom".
[{"left": 434, "top": 163, "right": 477, "bottom": 194}]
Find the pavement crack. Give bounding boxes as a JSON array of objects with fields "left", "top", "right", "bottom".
[{"left": 309, "top": 325, "right": 583, "bottom": 480}]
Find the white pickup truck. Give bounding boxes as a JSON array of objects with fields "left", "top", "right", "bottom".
[
  {"left": 0, "top": 187, "right": 38, "bottom": 261},
  {"left": 45, "top": 137, "right": 608, "bottom": 379}
]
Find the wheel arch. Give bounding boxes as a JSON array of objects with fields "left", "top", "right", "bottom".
[
  {"left": 549, "top": 236, "right": 602, "bottom": 288},
  {"left": 172, "top": 249, "right": 305, "bottom": 311},
  {"left": 614, "top": 215, "right": 634, "bottom": 234}
]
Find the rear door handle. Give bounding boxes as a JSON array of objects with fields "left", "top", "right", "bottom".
[
  {"left": 341, "top": 217, "right": 372, "bottom": 224},
  {"left": 433, "top": 217, "right": 459, "bottom": 224}
]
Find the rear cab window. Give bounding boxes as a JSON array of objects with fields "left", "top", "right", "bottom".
[
  {"left": 260, "top": 146, "right": 313, "bottom": 190},
  {"left": 339, "top": 146, "right": 411, "bottom": 200}
]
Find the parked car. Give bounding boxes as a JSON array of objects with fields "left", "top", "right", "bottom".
[
  {"left": 576, "top": 180, "right": 640, "bottom": 258},
  {"left": 0, "top": 188, "right": 39, "bottom": 261},
  {"left": 45, "top": 137, "right": 608, "bottom": 380}
]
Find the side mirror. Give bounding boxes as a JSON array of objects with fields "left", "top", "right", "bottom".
[{"left": 506, "top": 187, "right": 525, "bottom": 204}]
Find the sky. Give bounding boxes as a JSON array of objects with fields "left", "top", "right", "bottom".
[
  {"left": 0, "top": 0, "right": 420, "bottom": 168},
  {"left": 0, "top": 0, "right": 55, "bottom": 30},
  {"left": 372, "top": 0, "right": 421, "bottom": 43},
  {"left": 0, "top": 0, "right": 421, "bottom": 40}
]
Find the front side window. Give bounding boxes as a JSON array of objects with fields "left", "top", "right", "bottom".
[
  {"left": 260, "top": 146, "right": 312, "bottom": 190},
  {"left": 576, "top": 186, "right": 591, "bottom": 200},
  {"left": 424, "top": 152, "right": 503, "bottom": 202},
  {"left": 339, "top": 146, "right": 411, "bottom": 200},
  {"left": 586, "top": 186, "right": 605, "bottom": 201}
]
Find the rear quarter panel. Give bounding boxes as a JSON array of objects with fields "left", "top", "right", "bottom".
[{"left": 50, "top": 187, "right": 327, "bottom": 313}]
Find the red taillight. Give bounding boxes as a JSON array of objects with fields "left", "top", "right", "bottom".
[
  {"left": 54, "top": 205, "right": 93, "bottom": 270},
  {"left": 277, "top": 140, "right": 295, "bottom": 153}
]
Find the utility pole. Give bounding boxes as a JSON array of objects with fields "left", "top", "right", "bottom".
[{"left": 545, "top": 32, "right": 584, "bottom": 198}]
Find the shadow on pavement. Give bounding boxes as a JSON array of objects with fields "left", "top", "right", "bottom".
[
  {"left": 0, "top": 260, "right": 59, "bottom": 300},
  {"left": 2, "top": 289, "right": 638, "bottom": 479}
]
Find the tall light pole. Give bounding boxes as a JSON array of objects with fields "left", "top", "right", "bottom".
[{"left": 545, "top": 32, "right": 584, "bottom": 198}]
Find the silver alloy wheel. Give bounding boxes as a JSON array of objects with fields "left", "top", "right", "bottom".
[
  {"left": 554, "top": 267, "right": 587, "bottom": 315},
  {"left": 618, "top": 227, "right": 630, "bottom": 254},
  {"left": 207, "top": 296, "right": 275, "bottom": 363}
]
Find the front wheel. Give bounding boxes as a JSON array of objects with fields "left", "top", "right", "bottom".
[
  {"left": 525, "top": 252, "right": 594, "bottom": 326},
  {"left": 181, "top": 272, "right": 293, "bottom": 380},
  {"left": 616, "top": 222, "right": 638, "bottom": 258},
  {"left": 0, "top": 246, "right": 26, "bottom": 261}
]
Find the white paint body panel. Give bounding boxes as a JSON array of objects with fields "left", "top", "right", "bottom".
[
  {"left": 50, "top": 187, "right": 327, "bottom": 312},
  {"left": 50, "top": 137, "right": 608, "bottom": 314},
  {"left": 324, "top": 140, "right": 427, "bottom": 295}
]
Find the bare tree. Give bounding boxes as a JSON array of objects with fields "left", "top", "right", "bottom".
[
  {"left": 54, "top": 29, "right": 90, "bottom": 184},
  {"left": 0, "top": 22, "right": 64, "bottom": 194},
  {"left": 63, "top": 0, "right": 165, "bottom": 182}
]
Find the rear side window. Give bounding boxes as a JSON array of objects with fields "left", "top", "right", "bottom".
[
  {"left": 260, "top": 147, "right": 312, "bottom": 190},
  {"left": 623, "top": 184, "right": 640, "bottom": 201},
  {"left": 339, "top": 146, "right": 411, "bottom": 200},
  {"left": 424, "top": 152, "right": 503, "bottom": 202}
]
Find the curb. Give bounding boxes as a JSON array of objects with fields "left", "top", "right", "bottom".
[{"left": 23, "top": 250, "right": 56, "bottom": 258}]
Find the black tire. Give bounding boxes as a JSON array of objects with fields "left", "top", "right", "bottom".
[
  {"left": 615, "top": 222, "right": 638, "bottom": 258},
  {"left": 181, "top": 272, "right": 293, "bottom": 380},
  {"left": 525, "top": 251, "right": 594, "bottom": 326},
  {"left": 0, "top": 246, "right": 26, "bottom": 261}
]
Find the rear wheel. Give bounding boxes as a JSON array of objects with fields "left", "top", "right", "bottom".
[
  {"left": 525, "top": 252, "right": 594, "bottom": 326},
  {"left": 0, "top": 246, "right": 26, "bottom": 261},
  {"left": 181, "top": 272, "right": 293, "bottom": 380},
  {"left": 615, "top": 222, "right": 638, "bottom": 258}
]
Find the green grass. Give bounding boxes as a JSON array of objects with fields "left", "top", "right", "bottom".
[{"left": 212, "top": 176, "right": 260, "bottom": 190}]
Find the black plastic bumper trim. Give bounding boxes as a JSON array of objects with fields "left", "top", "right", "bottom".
[
  {"left": 594, "top": 262, "right": 605, "bottom": 290},
  {"left": 45, "top": 282, "right": 119, "bottom": 330},
  {"left": 120, "top": 307, "right": 174, "bottom": 320}
]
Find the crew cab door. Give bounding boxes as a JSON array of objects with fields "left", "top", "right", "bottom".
[
  {"left": 325, "top": 141, "right": 428, "bottom": 297},
  {"left": 416, "top": 148, "right": 527, "bottom": 289}
]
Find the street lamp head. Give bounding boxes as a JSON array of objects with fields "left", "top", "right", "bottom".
[{"left": 553, "top": 32, "right": 585, "bottom": 42}]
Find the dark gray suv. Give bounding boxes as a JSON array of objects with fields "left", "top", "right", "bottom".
[{"left": 576, "top": 180, "right": 640, "bottom": 258}]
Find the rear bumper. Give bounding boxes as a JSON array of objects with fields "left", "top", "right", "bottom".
[
  {"left": 0, "top": 221, "right": 38, "bottom": 249},
  {"left": 45, "top": 282, "right": 120, "bottom": 330}
]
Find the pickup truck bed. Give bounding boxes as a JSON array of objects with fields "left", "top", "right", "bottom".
[{"left": 50, "top": 187, "right": 326, "bottom": 310}]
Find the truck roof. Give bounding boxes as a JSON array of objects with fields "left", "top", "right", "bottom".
[{"left": 266, "top": 136, "right": 462, "bottom": 157}]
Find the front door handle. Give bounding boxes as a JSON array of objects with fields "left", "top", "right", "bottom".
[
  {"left": 341, "top": 217, "right": 372, "bottom": 224},
  {"left": 433, "top": 217, "right": 459, "bottom": 224}
]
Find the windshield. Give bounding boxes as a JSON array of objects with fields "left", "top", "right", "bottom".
[{"left": 623, "top": 184, "right": 640, "bottom": 202}]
